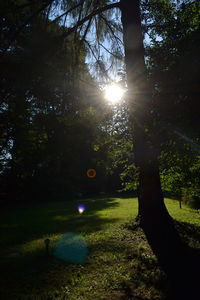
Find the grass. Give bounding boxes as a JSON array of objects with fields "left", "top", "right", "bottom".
[{"left": 0, "top": 197, "right": 199, "bottom": 300}]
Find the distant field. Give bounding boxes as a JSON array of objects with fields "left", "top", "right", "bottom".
[{"left": 0, "top": 197, "right": 199, "bottom": 300}]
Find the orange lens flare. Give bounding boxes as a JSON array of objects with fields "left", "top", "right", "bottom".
[{"left": 87, "top": 168, "right": 96, "bottom": 178}]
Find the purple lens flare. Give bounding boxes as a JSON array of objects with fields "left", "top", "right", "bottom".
[{"left": 78, "top": 204, "right": 85, "bottom": 214}]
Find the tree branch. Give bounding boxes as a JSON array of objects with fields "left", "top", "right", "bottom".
[
  {"left": 60, "top": 2, "right": 120, "bottom": 40},
  {"left": 51, "top": 1, "right": 84, "bottom": 24},
  {"left": 84, "top": 39, "right": 110, "bottom": 81},
  {"left": 100, "top": 14, "right": 124, "bottom": 46},
  {"left": 99, "top": 42, "right": 122, "bottom": 60},
  {"left": 4, "top": 1, "right": 120, "bottom": 53},
  {"left": 81, "top": 18, "right": 93, "bottom": 41}
]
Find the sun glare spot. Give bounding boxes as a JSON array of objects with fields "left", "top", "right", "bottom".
[{"left": 104, "top": 84, "right": 125, "bottom": 104}]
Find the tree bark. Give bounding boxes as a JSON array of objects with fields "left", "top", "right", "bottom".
[{"left": 120, "top": 0, "right": 172, "bottom": 233}]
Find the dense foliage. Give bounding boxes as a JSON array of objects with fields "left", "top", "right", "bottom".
[
  {"left": 0, "top": 1, "right": 121, "bottom": 201},
  {"left": 145, "top": 0, "right": 200, "bottom": 204},
  {"left": 0, "top": 0, "right": 199, "bottom": 206}
]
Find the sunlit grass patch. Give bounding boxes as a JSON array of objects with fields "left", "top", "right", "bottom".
[
  {"left": 0, "top": 196, "right": 199, "bottom": 300},
  {"left": 165, "top": 198, "right": 200, "bottom": 225}
]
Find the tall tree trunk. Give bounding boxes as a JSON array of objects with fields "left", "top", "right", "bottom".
[
  {"left": 120, "top": 0, "right": 172, "bottom": 237},
  {"left": 120, "top": 1, "right": 200, "bottom": 299}
]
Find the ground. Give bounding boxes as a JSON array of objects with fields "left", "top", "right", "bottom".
[{"left": 0, "top": 197, "right": 199, "bottom": 300}]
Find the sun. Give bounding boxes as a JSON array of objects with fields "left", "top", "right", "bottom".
[{"left": 104, "top": 84, "right": 125, "bottom": 104}]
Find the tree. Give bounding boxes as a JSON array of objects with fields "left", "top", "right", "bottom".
[
  {"left": 50, "top": 1, "right": 199, "bottom": 298},
  {"left": 120, "top": 2, "right": 199, "bottom": 299},
  {"left": 145, "top": 0, "right": 200, "bottom": 210},
  {"left": 0, "top": 1, "right": 113, "bottom": 200},
  {"left": 1, "top": 1, "right": 199, "bottom": 298}
]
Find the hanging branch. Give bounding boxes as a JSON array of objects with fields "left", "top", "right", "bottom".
[
  {"left": 100, "top": 14, "right": 123, "bottom": 47},
  {"left": 52, "top": 1, "right": 84, "bottom": 24},
  {"left": 98, "top": 42, "right": 123, "bottom": 60},
  {"left": 60, "top": 2, "right": 120, "bottom": 40},
  {"left": 81, "top": 18, "right": 93, "bottom": 41},
  {"left": 84, "top": 39, "right": 111, "bottom": 82},
  {"left": 4, "top": 1, "right": 120, "bottom": 54},
  {"left": 84, "top": 39, "right": 100, "bottom": 62}
]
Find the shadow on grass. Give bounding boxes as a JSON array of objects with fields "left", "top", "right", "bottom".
[
  {"left": 165, "top": 220, "right": 200, "bottom": 300},
  {"left": 0, "top": 198, "right": 165, "bottom": 300},
  {"left": 0, "top": 197, "right": 123, "bottom": 299},
  {"left": 126, "top": 218, "right": 200, "bottom": 300},
  {"left": 174, "top": 220, "right": 200, "bottom": 247},
  {"left": 140, "top": 218, "right": 200, "bottom": 300},
  {"left": 0, "top": 197, "right": 119, "bottom": 248},
  {"left": 2, "top": 232, "right": 166, "bottom": 300}
]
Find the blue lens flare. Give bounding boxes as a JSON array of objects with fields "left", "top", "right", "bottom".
[{"left": 53, "top": 233, "right": 88, "bottom": 264}]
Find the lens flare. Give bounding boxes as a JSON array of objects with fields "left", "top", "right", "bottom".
[
  {"left": 53, "top": 233, "right": 88, "bottom": 264},
  {"left": 78, "top": 204, "right": 85, "bottom": 214},
  {"left": 87, "top": 168, "right": 96, "bottom": 178}
]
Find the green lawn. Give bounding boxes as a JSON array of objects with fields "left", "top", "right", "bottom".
[{"left": 0, "top": 197, "right": 199, "bottom": 300}]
